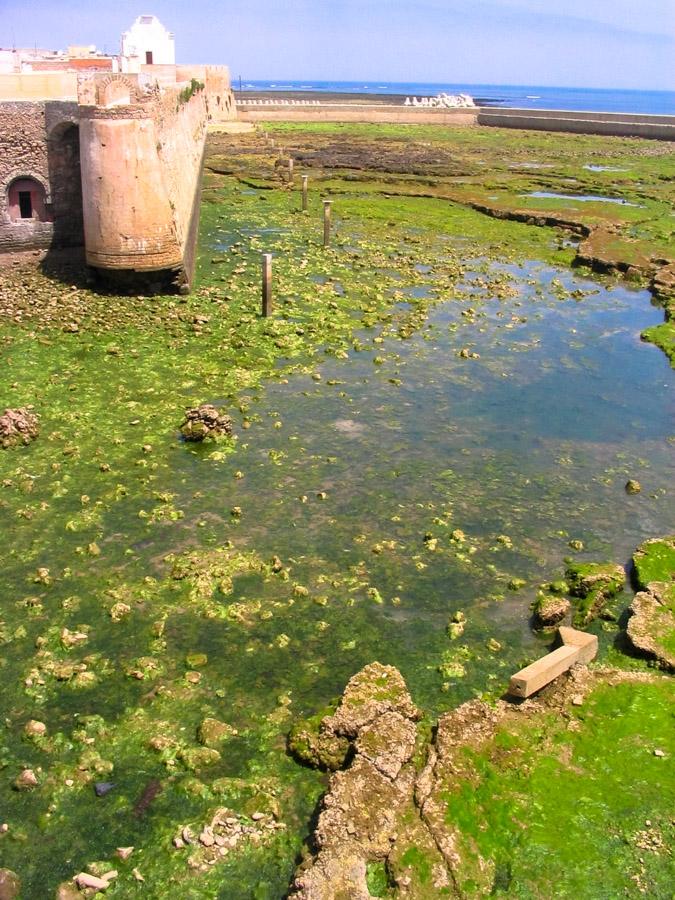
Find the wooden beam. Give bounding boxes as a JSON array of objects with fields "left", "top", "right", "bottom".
[{"left": 508, "top": 627, "right": 598, "bottom": 699}]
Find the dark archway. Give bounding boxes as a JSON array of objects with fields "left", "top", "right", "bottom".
[{"left": 47, "top": 121, "right": 84, "bottom": 247}]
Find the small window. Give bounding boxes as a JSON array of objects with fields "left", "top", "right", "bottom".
[
  {"left": 140, "top": 15, "right": 154, "bottom": 24},
  {"left": 8, "top": 177, "right": 49, "bottom": 224},
  {"left": 19, "top": 191, "right": 33, "bottom": 219}
]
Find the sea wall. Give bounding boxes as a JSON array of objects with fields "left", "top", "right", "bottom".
[
  {"left": 477, "top": 107, "right": 675, "bottom": 140},
  {"left": 238, "top": 103, "right": 478, "bottom": 126}
]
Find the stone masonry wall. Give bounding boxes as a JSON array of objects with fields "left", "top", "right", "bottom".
[{"left": 0, "top": 100, "right": 84, "bottom": 252}]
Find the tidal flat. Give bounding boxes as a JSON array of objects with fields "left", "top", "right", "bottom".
[{"left": 0, "top": 123, "right": 673, "bottom": 897}]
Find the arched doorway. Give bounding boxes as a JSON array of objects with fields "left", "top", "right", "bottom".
[
  {"left": 7, "top": 177, "right": 50, "bottom": 222},
  {"left": 47, "top": 122, "right": 84, "bottom": 247}
]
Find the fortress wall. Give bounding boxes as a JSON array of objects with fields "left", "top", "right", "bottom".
[
  {"left": 0, "top": 73, "right": 78, "bottom": 101},
  {"left": 79, "top": 84, "right": 210, "bottom": 277},
  {"left": 0, "top": 101, "right": 53, "bottom": 251}
]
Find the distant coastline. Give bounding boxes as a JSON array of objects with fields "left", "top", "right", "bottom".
[{"left": 235, "top": 80, "right": 675, "bottom": 116}]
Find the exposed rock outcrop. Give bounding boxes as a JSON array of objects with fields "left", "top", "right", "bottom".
[
  {"left": 0, "top": 407, "right": 39, "bottom": 449},
  {"left": 180, "top": 404, "right": 233, "bottom": 442},
  {"left": 289, "top": 663, "right": 421, "bottom": 899},
  {"left": 626, "top": 582, "right": 675, "bottom": 672},
  {"left": 565, "top": 561, "right": 625, "bottom": 625}
]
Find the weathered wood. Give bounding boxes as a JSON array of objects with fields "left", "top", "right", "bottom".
[
  {"left": 287, "top": 157, "right": 294, "bottom": 182},
  {"left": 261, "top": 253, "right": 272, "bottom": 317},
  {"left": 508, "top": 627, "right": 598, "bottom": 698},
  {"left": 302, "top": 175, "right": 308, "bottom": 212},
  {"left": 323, "top": 200, "right": 332, "bottom": 247}
]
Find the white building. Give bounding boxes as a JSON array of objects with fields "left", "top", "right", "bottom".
[{"left": 120, "top": 15, "right": 175, "bottom": 72}]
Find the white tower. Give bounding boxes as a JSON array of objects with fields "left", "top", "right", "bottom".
[{"left": 121, "top": 15, "right": 175, "bottom": 72}]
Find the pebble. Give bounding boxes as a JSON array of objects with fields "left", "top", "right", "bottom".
[
  {"left": 653, "top": 749, "right": 665, "bottom": 757},
  {"left": 571, "top": 695, "right": 584, "bottom": 706}
]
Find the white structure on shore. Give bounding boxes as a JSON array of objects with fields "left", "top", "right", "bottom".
[
  {"left": 406, "top": 93, "right": 476, "bottom": 109},
  {"left": 121, "top": 15, "right": 175, "bottom": 72}
]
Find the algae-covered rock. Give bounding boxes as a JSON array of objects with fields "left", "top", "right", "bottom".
[
  {"left": 179, "top": 746, "right": 221, "bottom": 772},
  {"left": 0, "top": 869, "right": 20, "bottom": 900},
  {"left": 197, "top": 718, "right": 237, "bottom": 748},
  {"left": 180, "top": 404, "right": 233, "bottom": 442},
  {"left": 322, "top": 661, "right": 421, "bottom": 740},
  {"left": 531, "top": 591, "right": 571, "bottom": 629},
  {"left": 0, "top": 407, "right": 39, "bottom": 449},
  {"left": 626, "top": 582, "right": 675, "bottom": 672},
  {"left": 566, "top": 561, "right": 625, "bottom": 625},
  {"left": 625, "top": 479, "right": 642, "bottom": 494},
  {"left": 632, "top": 536, "right": 675, "bottom": 589},
  {"left": 288, "top": 704, "right": 350, "bottom": 771}
]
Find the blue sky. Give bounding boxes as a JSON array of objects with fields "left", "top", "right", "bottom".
[{"left": 4, "top": 0, "right": 674, "bottom": 89}]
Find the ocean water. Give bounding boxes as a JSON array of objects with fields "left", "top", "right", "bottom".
[{"left": 238, "top": 80, "right": 675, "bottom": 115}]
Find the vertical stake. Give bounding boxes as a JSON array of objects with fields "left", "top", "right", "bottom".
[
  {"left": 262, "top": 253, "right": 273, "bottom": 317},
  {"left": 302, "top": 175, "right": 308, "bottom": 212},
  {"left": 287, "top": 157, "right": 294, "bottom": 183},
  {"left": 323, "top": 200, "right": 332, "bottom": 248}
]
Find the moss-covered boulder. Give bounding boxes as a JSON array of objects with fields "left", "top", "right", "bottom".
[
  {"left": 531, "top": 590, "right": 571, "bottom": 629},
  {"left": 180, "top": 404, "right": 233, "bottom": 442},
  {"left": 566, "top": 561, "right": 625, "bottom": 625},
  {"left": 632, "top": 536, "right": 675, "bottom": 589},
  {"left": 288, "top": 703, "right": 349, "bottom": 771},
  {"left": 0, "top": 407, "right": 39, "bottom": 449}
]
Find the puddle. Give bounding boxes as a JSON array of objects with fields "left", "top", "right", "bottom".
[
  {"left": 525, "top": 191, "right": 642, "bottom": 207},
  {"left": 584, "top": 165, "right": 628, "bottom": 173}
]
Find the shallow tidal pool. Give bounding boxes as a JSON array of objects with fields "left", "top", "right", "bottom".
[{"left": 0, "top": 195, "right": 673, "bottom": 897}]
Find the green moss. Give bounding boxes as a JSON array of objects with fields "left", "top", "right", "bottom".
[
  {"left": 399, "top": 846, "right": 433, "bottom": 885},
  {"left": 439, "top": 679, "right": 675, "bottom": 898},
  {"left": 365, "top": 860, "right": 391, "bottom": 897},
  {"left": 633, "top": 536, "right": 675, "bottom": 588},
  {"left": 566, "top": 561, "right": 625, "bottom": 625}
]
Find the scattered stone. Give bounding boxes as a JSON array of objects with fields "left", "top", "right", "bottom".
[
  {"left": 94, "top": 782, "right": 115, "bottom": 797},
  {"left": 23, "top": 719, "right": 47, "bottom": 739},
  {"left": 0, "top": 869, "right": 20, "bottom": 900},
  {"left": 180, "top": 404, "right": 233, "bottom": 442},
  {"left": 653, "top": 749, "right": 665, "bottom": 757},
  {"left": 197, "top": 718, "right": 238, "bottom": 748},
  {"left": 14, "top": 769, "right": 38, "bottom": 790},
  {"left": 0, "top": 407, "right": 39, "bottom": 449},
  {"left": 73, "top": 872, "right": 110, "bottom": 891},
  {"left": 115, "top": 847, "right": 134, "bottom": 861},
  {"left": 625, "top": 479, "right": 642, "bottom": 494}
]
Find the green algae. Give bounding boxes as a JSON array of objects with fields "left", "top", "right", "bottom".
[
  {"left": 632, "top": 536, "right": 675, "bottom": 588},
  {"left": 437, "top": 679, "right": 675, "bottom": 899},
  {"left": 0, "top": 124, "right": 672, "bottom": 897}
]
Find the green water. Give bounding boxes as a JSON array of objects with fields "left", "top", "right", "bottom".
[{"left": 0, "top": 184, "right": 673, "bottom": 897}]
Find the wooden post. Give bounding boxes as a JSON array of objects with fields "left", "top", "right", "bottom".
[
  {"left": 262, "top": 253, "right": 272, "bottom": 317},
  {"left": 287, "top": 157, "right": 294, "bottom": 183},
  {"left": 323, "top": 200, "right": 332, "bottom": 248},
  {"left": 302, "top": 175, "right": 308, "bottom": 212}
]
